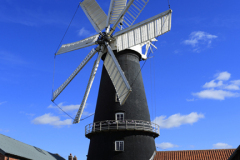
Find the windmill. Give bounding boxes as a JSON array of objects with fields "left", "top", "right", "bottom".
[{"left": 52, "top": 0, "right": 172, "bottom": 159}]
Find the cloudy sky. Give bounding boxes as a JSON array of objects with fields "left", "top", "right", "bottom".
[{"left": 0, "top": 0, "right": 240, "bottom": 159}]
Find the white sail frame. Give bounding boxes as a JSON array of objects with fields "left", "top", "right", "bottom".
[
  {"left": 56, "top": 34, "right": 99, "bottom": 55},
  {"left": 104, "top": 42, "right": 132, "bottom": 105},
  {"left": 109, "top": 0, "right": 134, "bottom": 35},
  {"left": 114, "top": 9, "right": 172, "bottom": 52},
  {"left": 52, "top": 48, "right": 97, "bottom": 101},
  {"left": 120, "top": 0, "right": 149, "bottom": 29},
  {"left": 73, "top": 51, "right": 103, "bottom": 124},
  {"left": 106, "top": 0, "right": 127, "bottom": 27},
  {"left": 80, "top": 0, "right": 107, "bottom": 32}
]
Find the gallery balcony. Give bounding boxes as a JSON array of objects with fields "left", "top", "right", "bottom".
[{"left": 85, "top": 119, "right": 160, "bottom": 138}]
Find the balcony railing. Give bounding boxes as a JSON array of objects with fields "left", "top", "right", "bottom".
[{"left": 85, "top": 119, "right": 160, "bottom": 137}]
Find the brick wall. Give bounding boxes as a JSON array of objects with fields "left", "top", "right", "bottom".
[
  {"left": 0, "top": 154, "right": 20, "bottom": 160},
  {"left": 3, "top": 156, "right": 19, "bottom": 160},
  {"left": 0, "top": 153, "right": 29, "bottom": 160},
  {"left": 7, "top": 157, "right": 19, "bottom": 160},
  {"left": 0, "top": 153, "right": 4, "bottom": 160}
]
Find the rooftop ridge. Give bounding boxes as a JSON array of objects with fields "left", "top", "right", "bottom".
[
  {"left": 0, "top": 133, "right": 45, "bottom": 152},
  {"left": 156, "top": 148, "right": 236, "bottom": 152},
  {"left": 0, "top": 133, "right": 65, "bottom": 160},
  {"left": 154, "top": 148, "right": 236, "bottom": 160}
]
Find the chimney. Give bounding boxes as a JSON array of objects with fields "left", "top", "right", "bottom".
[
  {"left": 73, "top": 155, "right": 77, "bottom": 160},
  {"left": 68, "top": 153, "right": 73, "bottom": 160}
]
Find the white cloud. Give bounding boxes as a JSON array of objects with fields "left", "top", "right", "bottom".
[
  {"left": 0, "top": 51, "right": 26, "bottom": 66},
  {"left": 183, "top": 31, "right": 217, "bottom": 49},
  {"left": 231, "top": 80, "right": 240, "bottom": 85},
  {"left": 191, "top": 72, "right": 240, "bottom": 100},
  {"left": 48, "top": 102, "right": 92, "bottom": 116},
  {"left": 192, "top": 89, "right": 239, "bottom": 100},
  {"left": 49, "top": 102, "right": 93, "bottom": 117},
  {"left": 48, "top": 103, "right": 80, "bottom": 112},
  {"left": 78, "top": 27, "right": 92, "bottom": 37},
  {"left": 216, "top": 71, "right": 231, "bottom": 81},
  {"left": 224, "top": 80, "right": 240, "bottom": 90},
  {"left": 174, "top": 50, "right": 181, "bottom": 54},
  {"left": 203, "top": 80, "right": 223, "bottom": 88},
  {"left": 186, "top": 98, "right": 195, "bottom": 102},
  {"left": 26, "top": 113, "right": 35, "bottom": 116},
  {"left": 32, "top": 113, "right": 72, "bottom": 127},
  {"left": 20, "top": 111, "right": 35, "bottom": 117},
  {"left": 0, "top": 3, "right": 68, "bottom": 27},
  {"left": 81, "top": 111, "right": 93, "bottom": 116},
  {"left": 156, "top": 142, "right": 179, "bottom": 149},
  {"left": 190, "top": 145, "right": 195, "bottom": 148},
  {"left": 0, "top": 101, "right": 7, "bottom": 105},
  {"left": 213, "top": 143, "right": 232, "bottom": 149},
  {"left": 153, "top": 112, "right": 204, "bottom": 129},
  {"left": 224, "top": 84, "right": 240, "bottom": 90},
  {"left": 0, "top": 129, "right": 9, "bottom": 133}
]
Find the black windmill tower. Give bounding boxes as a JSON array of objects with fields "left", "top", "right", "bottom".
[{"left": 52, "top": 0, "right": 172, "bottom": 159}]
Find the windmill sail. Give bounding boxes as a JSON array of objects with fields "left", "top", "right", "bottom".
[
  {"left": 73, "top": 52, "right": 103, "bottom": 124},
  {"left": 104, "top": 43, "right": 132, "bottom": 105},
  {"left": 109, "top": 0, "right": 134, "bottom": 35},
  {"left": 119, "top": 0, "right": 149, "bottom": 29},
  {"left": 109, "top": 0, "right": 149, "bottom": 34},
  {"left": 56, "top": 34, "right": 99, "bottom": 55},
  {"left": 52, "top": 48, "right": 97, "bottom": 101},
  {"left": 80, "top": 0, "right": 107, "bottom": 32},
  {"left": 114, "top": 9, "right": 172, "bottom": 52},
  {"left": 106, "top": 0, "right": 127, "bottom": 26}
]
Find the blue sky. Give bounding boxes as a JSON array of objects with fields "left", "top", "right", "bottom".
[{"left": 0, "top": 0, "right": 240, "bottom": 159}]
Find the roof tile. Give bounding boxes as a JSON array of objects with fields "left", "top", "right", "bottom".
[{"left": 154, "top": 149, "right": 235, "bottom": 160}]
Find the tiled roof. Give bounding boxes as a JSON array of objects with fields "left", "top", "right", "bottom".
[
  {"left": 0, "top": 134, "right": 65, "bottom": 160},
  {"left": 154, "top": 149, "right": 236, "bottom": 160}
]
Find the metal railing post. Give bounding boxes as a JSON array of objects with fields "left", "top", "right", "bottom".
[
  {"left": 135, "top": 120, "right": 136, "bottom": 130},
  {"left": 117, "top": 121, "right": 118, "bottom": 130},
  {"left": 126, "top": 120, "right": 127, "bottom": 129},
  {"left": 100, "top": 122, "right": 102, "bottom": 131}
]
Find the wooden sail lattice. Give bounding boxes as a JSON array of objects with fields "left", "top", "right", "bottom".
[{"left": 114, "top": 9, "right": 172, "bottom": 51}]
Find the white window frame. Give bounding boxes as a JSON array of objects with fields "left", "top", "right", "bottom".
[
  {"left": 115, "top": 112, "right": 124, "bottom": 121},
  {"left": 115, "top": 141, "right": 124, "bottom": 151}
]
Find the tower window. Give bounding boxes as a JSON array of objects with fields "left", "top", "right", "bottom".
[
  {"left": 115, "top": 113, "right": 124, "bottom": 121},
  {"left": 115, "top": 141, "right": 124, "bottom": 151}
]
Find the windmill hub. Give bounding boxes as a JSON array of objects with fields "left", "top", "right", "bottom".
[{"left": 96, "top": 32, "right": 111, "bottom": 45}]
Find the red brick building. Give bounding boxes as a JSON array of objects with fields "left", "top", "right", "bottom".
[{"left": 154, "top": 145, "right": 240, "bottom": 160}]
